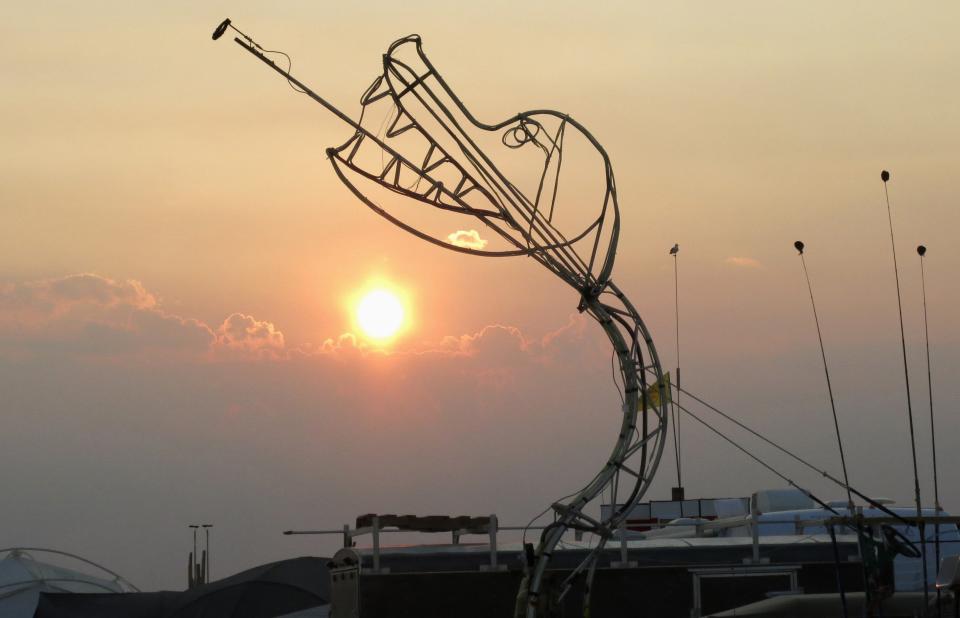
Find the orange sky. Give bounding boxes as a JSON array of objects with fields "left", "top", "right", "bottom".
[{"left": 2, "top": 1, "right": 959, "bottom": 590}]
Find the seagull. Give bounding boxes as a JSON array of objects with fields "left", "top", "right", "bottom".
[{"left": 669, "top": 243, "right": 679, "bottom": 255}]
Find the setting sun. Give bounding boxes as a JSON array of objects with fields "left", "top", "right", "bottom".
[{"left": 356, "top": 289, "right": 405, "bottom": 340}]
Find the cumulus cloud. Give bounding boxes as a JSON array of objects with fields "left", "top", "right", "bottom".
[
  {"left": 0, "top": 274, "right": 258, "bottom": 358},
  {"left": 313, "top": 315, "right": 594, "bottom": 367},
  {"left": 0, "top": 273, "right": 156, "bottom": 323},
  {"left": 446, "top": 229, "right": 488, "bottom": 250},
  {"left": 433, "top": 324, "right": 528, "bottom": 357},
  {"left": 79, "top": 308, "right": 213, "bottom": 355},
  {"left": 540, "top": 314, "right": 590, "bottom": 350},
  {"left": 724, "top": 256, "right": 762, "bottom": 269},
  {"left": 0, "top": 274, "right": 597, "bottom": 370},
  {"left": 215, "top": 313, "right": 285, "bottom": 356}
]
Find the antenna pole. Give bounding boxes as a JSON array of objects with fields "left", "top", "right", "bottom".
[
  {"left": 214, "top": 19, "right": 408, "bottom": 162},
  {"left": 919, "top": 245, "right": 942, "bottom": 616},
  {"left": 793, "top": 241, "right": 854, "bottom": 509},
  {"left": 881, "top": 170, "right": 928, "bottom": 608},
  {"left": 670, "top": 243, "right": 683, "bottom": 498},
  {"left": 188, "top": 524, "right": 199, "bottom": 588},
  {"left": 203, "top": 524, "right": 213, "bottom": 583}
]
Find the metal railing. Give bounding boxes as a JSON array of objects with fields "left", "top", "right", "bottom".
[{"left": 285, "top": 511, "right": 960, "bottom": 574}]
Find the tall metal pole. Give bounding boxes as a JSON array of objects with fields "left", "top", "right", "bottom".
[
  {"left": 188, "top": 525, "right": 199, "bottom": 588},
  {"left": 919, "top": 245, "right": 942, "bottom": 617},
  {"left": 881, "top": 170, "right": 928, "bottom": 610},
  {"left": 670, "top": 243, "right": 683, "bottom": 497},
  {"left": 203, "top": 524, "right": 213, "bottom": 583},
  {"left": 794, "top": 241, "right": 854, "bottom": 510}
]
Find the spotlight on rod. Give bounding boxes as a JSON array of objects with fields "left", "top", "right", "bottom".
[
  {"left": 794, "top": 240, "right": 804, "bottom": 255},
  {"left": 881, "top": 169, "right": 890, "bottom": 183},
  {"left": 917, "top": 245, "right": 927, "bottom": 257},
  {"left": 212, "top": 18, "right": 232, "bottom": 41}
]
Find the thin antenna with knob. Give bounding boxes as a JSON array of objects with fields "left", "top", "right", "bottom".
[
  {"left": 918, "top": 244, "right": 942, "bottom": 615},
  {"left": 881, "top": 170, "right": 929, "bottom": 608},
  {"left": 793, "top": 241, "right": 854, "bottom": 510},
  {"left": 669, "top": 242, "right": 683, "bottom": 499}
]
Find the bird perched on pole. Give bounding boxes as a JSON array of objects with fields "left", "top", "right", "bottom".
[
  {"left": 794, "top": 241, "right": 804, "bottom": 255},
  {"left": 669, "top": 243, "right": 679, "bottom": 256}
]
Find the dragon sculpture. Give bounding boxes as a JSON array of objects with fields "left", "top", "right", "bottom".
[{"left": 213, "top": 19, "right": 669, "bottom": 616}]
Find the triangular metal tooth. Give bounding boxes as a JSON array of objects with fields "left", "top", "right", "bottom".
[
  {"left": 425, "top": 156, "right": 450, "bottom": 174},
  {"left": 360, "top": 75, "right": 392, "bottom": 105},
  {"left": 420, "top": 144, "right": 436, "bottom": 170},
  {"left": 455, "top": 178, "right": 477, "bottom": 198},
  {"left": 346, "top": 133, "right": 364, "bottom": 163},
  {"left": 379, "top": 156, "right": 399, "bottom": 181},
  {"left": 386, "top": 109, "right": 417, "bottom": 138},
  {"left": 422, "top": 145, "right": 450, "bottom": 173},
  {"left": 437, "top": 189, "right": 460, "bottom": 208},
  {"left": 422, "top": 181, "right": 444, "bottom": 203}
]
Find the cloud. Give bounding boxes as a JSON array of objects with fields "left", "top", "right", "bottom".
[
  {"left": 432, "top": 324, "right": 528, "bottom": 357},
  {"left": 313, "top": 315, "right": 595, "bottom": 367},
  {"left": 79, "top": 309, "right": 214, "bottom": 355},
  {"left": 724, "top": 256, "right": 762, "bottom": 269},
  {"left": 319, "top": 333, "right": 361, "bottom": 354},
  {"left": 215, "top": 313, "right": 285, "bottom": 357},
  {"left": 0, "top": 274, "right": 596, "bottom": 369},
  {"left": 0, "top": 273, "right": 156, "bottom": 323},
  {"left": 0, "top": 274, "right": 224, "bottom": 358},
  {"left": 446, "top": 229, "right": 488, "bottom": 250}
]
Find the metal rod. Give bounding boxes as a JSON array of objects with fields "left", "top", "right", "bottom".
[
  {"left": 231, "top": 38, "right": 360, "bottom": 134},
  {"left": 795, "top": 242, "right": 854, "bottom": 510},
  {"left": 188, "top": 524, "right": 199, "bottom": 588},
  {"left": 202, "top": 524, "right": 212, "bottom": 583},
  {"left": 919, "top": 245, "right": 943, "bottom": 617},
  {"left": 620, "top": 519, "right": 629, "bottom": 564},
  {"left": 829, "top": 524, "right": 850, "bottom": 618},
  {"left": 751, "top": 499, "right": 761, "bottom": 564},
  {"left": 881, "top": 170, "right": 928, "bottom": 609},
  {"left": 670, "top": 243, "right": 682, "bottom": 490},
  {"left": 372, "top": 516, "right": 381, "bottom": 573},
  {"left": 489, "top": 514, "right": 498, "bottom": 569}
]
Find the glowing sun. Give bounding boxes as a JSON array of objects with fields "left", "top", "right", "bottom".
[{"left": 356, "top": 289, "right": 405, "bottom": 340}]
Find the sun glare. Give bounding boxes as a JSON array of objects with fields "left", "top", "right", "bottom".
[{"left": 356, "top": 288, "right": 405, "bottom": 340}]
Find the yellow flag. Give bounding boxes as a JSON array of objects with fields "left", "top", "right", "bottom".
[{"left": 642, "top": 372, "right": 671, "bottom": 410}]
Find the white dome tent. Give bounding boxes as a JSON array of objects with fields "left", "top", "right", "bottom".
[{"left": 0, "top": 547, "right": 137, "bottom": 617}]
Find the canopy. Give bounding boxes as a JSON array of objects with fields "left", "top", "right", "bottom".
[
  {"left": 35, "top": 556, "right": 330, "bottom": 618},
  {"left": 0, "top": 548, "right": 130, "bottom": 618}
]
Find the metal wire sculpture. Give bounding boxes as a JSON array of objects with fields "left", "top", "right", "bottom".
[{"left": 214, "top": 19, "right": 669, "bottom": 617}]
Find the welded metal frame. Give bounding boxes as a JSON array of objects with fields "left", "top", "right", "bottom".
[{"left": 216, "top": 24, "right": 668, "bottom": 617}]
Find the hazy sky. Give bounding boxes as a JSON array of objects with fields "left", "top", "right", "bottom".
[{"left": 2, "top": 1, "right": 959, "bottom": 590}]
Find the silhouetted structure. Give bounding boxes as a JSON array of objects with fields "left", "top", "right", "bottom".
[
  {"left": 213, "top": 19, "right": 669, "bottom": 616},
  {"left": 35, "top": 557, "right": 329, "bottom": 618}
]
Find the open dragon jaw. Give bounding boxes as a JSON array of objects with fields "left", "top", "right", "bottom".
[
  {"left": 327, "top": 34, "right": 622, "bottom": 290},
  {"left": 215, "top": 21, "right": 669, "bottom": 617}
]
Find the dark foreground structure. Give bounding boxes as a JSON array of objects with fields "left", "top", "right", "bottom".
[
  {"left": 34, "top": 557, "right": 330, "bottom": 618},
  {"left": 331, "top": 539, "right": 866, "bottom": 617}
]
